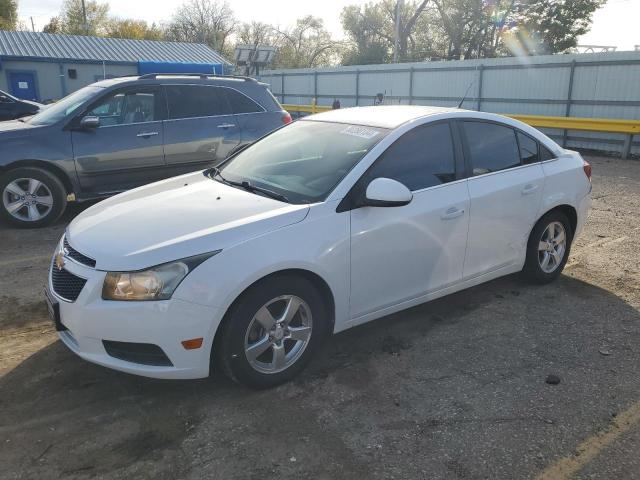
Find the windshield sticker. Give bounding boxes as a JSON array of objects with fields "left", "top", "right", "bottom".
[{"left": 340, "top": 125, "right": 381, "bottom": 140}]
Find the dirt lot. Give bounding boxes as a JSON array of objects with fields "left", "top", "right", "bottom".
[{"left": 1, "top": 155, "right": 639, "bottom": 480}]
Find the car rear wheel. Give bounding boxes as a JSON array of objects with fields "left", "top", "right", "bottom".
[
  {"left": 522, "top": 210, "right": 573, "bottom": 284},
  {"left": 216, "top": 275, "right": 329, "bottom": 389},
  {"left": 0, "top": 167, "right": 67, "bottom": 228}
]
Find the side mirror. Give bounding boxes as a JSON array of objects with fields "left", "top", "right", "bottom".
[
  {"left": 364, "top": 177, "right": 413, "bottom": 207},
  {"left": 79, "top": 116, "right": 100, "bottom": 129}
]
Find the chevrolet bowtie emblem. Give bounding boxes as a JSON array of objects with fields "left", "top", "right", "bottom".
[{"left": 54, "top": 252, "right": 65, "bottom": 271}]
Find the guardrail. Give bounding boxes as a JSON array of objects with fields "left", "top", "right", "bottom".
[{"left": 282, "top": 102, "right": 639, "bottom": 159}]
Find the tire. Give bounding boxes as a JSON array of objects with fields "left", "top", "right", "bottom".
[
  {"left": 0, "top": 167, "right": 67, "bottom": 228},
  {"left": 522, "top": 210, "right": 573, "bottom": 284},
  {"left": 216, "top": 274, "right": 329, "bottom": 389}
]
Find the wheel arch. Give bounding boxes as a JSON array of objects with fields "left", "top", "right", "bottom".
[
  {"left": 210, "top": 268, "right": 336, "bottom": 369},
  {"left": 537, "top": 204, "right": 577, "bottom": 235},
  {"left": 0, "top": 160, "right": 75, "bottom": 196}
]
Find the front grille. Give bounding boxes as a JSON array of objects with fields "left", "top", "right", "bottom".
[
  {"left": 64, "top": 237, "right": 96, "bottom": 268},
  {"left": 51, "top": 265, "right": 87, "bottom": 302},
  {"left": 102, "top": 341, "right": 173, "bottom": 366}
]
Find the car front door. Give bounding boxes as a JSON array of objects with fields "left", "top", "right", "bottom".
[
  {"left": 348, "top": 121, "right": 470, "bottom": 320},
  {"left": 461, "top": 120, "right": 545, "bottom": 279},
  {"left": 162, "top": 84, "right": 241, "bottom": 176},
  {"left": 71, "top": 86, "right": 167, "bottom": 195}
]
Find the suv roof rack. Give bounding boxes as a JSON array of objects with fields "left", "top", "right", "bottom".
[{"left": 138, "top": 73, "right": 256, "bottom": 82}]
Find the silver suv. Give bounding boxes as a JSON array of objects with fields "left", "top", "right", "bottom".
[{"left": 0, "top": 73, "right": 291, "bottom": 228}]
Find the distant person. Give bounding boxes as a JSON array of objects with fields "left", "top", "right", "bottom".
[{"left": 332, "top": 99, "right": 341, "bottom": 109}]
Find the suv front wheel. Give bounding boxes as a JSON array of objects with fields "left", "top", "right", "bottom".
[{"left": 0, "top": 167, "right": 67, "bottom": 228}]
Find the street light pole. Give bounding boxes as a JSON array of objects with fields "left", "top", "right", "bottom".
[{"left": 393, "top": 0, "right": 403, "bottom": 63}]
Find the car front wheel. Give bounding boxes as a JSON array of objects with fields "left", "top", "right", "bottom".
[
  {"left": 216, "top": 275, "right": 329, "bottom": 389},
  {"left": 0, "top": 167, "right": 67, "bottom": 228}
]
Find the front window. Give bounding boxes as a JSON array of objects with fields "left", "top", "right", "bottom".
[
  {"left": 218, "top": 121, "right": 389, "bottom": 204},
  {"left": 27, "top": 86, "right": 103, "bottom": 126}
]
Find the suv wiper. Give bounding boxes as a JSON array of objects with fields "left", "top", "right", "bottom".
[{"left": 207, "top": 167, "right": 289, "bottom": 203}]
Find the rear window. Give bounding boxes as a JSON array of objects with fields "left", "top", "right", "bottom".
[
  {"left": 166, "top": 85, "right": 231, "bottom": 119},
  {"left": 222, "top": 88, "right": 264, "bottom": 114},
  {"left": 463, "top": 121, "right": 521, "bottom": 175}
]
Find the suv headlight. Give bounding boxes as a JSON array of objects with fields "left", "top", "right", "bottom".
[{"left": 102, "top": 251, "right": 220, "bottom": 301}]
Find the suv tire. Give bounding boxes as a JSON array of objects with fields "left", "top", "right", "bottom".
[{"left": 0, "top": 167, "right": 67, "bottom": 228}]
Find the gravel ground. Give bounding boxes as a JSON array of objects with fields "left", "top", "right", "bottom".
[{"left": 0, "top": 155, "right": 639, "bottom": 480}]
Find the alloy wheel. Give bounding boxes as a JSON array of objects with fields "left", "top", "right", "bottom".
[
  {"left": 2, "top": 178, "right": 54, "bottom": 222},
  {"left": 538, "top": 221, "right": 567, "bottom": 273},
  {"left": 244, "top": 295, "right": 313, "bottom": 374}
]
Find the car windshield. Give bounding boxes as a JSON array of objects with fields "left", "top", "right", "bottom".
[
  {"left": 27, "top": 86, "right": 103, "bottom": 126},
  {"left": 217, "top": 120, "right": 388, "bottom": 204}
]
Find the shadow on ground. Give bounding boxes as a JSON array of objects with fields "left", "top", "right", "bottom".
[{"left": 1, "top": 274, "right": 639, "bottom": 479}]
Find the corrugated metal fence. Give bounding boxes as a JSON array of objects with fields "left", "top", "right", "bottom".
[{"left": 260, "top": 51, "right": 640, "bottom": 157}]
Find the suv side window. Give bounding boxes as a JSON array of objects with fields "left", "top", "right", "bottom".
[
  {"left": 222, "top": 87, "right": 264, "bottom": 114},
  {"left": 365, "top": 122, "right": 456, "bottom": 191},
  {"left": 517, "top": 131, "right": 540, "bottom": 164},
  {"left": 87, "top": 87, "right": 161, "bottom": 126},
  {"left": 166, "top": 85, "right": 231, "bottom": 119},
  {"left": 463, "top": 121, "right": 520, "bottom": 175}
]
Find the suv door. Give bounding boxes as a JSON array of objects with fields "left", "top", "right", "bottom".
[
  {"left": 221, "top": 86, "right": 276, "bottom": 141},
  {"left": 71, "top": 86, "right": 166, "bottom": 195},
  {"left": 349, "top": 121, "right": 470, "bottom": 320},
  {"left": 461, "top": 120, "right": 545, "bottom": 278},
  {"left": 163, "top": 84, "right": 241, "bottom": 175}
]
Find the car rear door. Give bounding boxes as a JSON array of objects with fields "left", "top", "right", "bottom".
[
  {"left": 71, "top": 85, "right": 167, "bottom": 195},
  {"left": 162, "top": 84, "right": 241, "bottom": 176},
  {"left": 221, "top": 86, "right": 282, "bottom": 141},
  {"left": 349, "top": 121, "right": 470, "bottom": 320},
  {"left": 460, "top": 120, "right": 545, "bottom": 279}
]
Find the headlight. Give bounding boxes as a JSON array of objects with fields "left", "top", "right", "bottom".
[{"left": 102, "top": 251, "right": 220, "bottom": 301}]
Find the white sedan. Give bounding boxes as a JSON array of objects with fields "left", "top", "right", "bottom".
[{"left": 46, "top": 106, "right": 592, "bottom": 388}]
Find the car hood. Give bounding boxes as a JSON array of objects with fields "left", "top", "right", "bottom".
[
  {"left": 0, "top": 119, "right": 36, "bottom": 133},
  {"left": 67, "top": 171, "right": 310, "bottom": 271}
]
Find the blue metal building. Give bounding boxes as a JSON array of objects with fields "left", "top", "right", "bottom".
[{"left": 0, "top": 30, "right": 231, "bottom": 102}]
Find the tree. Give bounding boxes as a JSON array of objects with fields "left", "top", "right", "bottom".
[
  {"left": 106, "top": 19, "right": 164, "bottom": 40},
  {"left": 166, "top": 0, "right": 236, "bottom": 54},
  {"left": 0, "top": 0, "right": 17, "bottom": 30},
  {"left": 513, "top": 0, "right": 606, "bottom": 54},
  {"left": 50, "top": 0, "right": 110, "bottom": 36},
  {"left": 272, "top": 16, "right": 341, "bottom": 68},
  {"left": 236, "top": 21, "right": 276, "bottom": 47},
  {"left": 341, "top": 1, "right": 433, "bottom": 64}
]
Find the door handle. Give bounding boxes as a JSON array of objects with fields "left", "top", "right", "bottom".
[
  {"left": 521, "top": 184, "right": 539, "bottom": 195},
  {"left": 136, "top": 131, "right": 159, "bottom": 138},
  {"left": 218, "top": 123, "right": 236, "bottom": 129},
  {"left": 441, "top": 207, "right": 465, "bottom": 220}
]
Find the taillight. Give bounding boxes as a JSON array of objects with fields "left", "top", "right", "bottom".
[
  {"left": 282, "top": 111, "right": 292, "bottom": 125},
  {"left": 582, "top": 159, "right": 592, "bottom": 182}
]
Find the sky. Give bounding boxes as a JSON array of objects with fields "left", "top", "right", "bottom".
[{"left": 17, "top": 0, "right": 640, "bottom": 51}]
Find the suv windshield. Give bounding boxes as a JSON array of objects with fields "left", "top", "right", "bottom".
[
  {"left": 217, "top": 120, "right": 388, "bottom": 204},
  {"left": 28, "top": 86, "right": 103, "bottom": 126}
]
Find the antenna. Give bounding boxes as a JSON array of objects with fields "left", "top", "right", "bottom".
[{"left": 457, "top": 79, "right": 475, "bottom": 109}]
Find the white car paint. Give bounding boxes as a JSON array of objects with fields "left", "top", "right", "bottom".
[{"left": 50, "top": 106, "right": 591, "bottom": 379}]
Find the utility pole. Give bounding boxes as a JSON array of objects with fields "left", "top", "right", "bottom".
[
  {"left": 393, "top": 0, "right": 404, "bottom": 63},
  {"left": 30, "top": 17, "right": 35, "bottom": 32},
  {"left": 81, "top": 0, "right": 88, "bottom": 34}
]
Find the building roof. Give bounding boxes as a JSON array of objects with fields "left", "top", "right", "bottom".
[{"left": 0, "top": 30, "right": 230, "bottom": 65}]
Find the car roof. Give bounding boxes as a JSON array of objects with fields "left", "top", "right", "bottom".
[{"left": 304, "top": 105, "right": 464, "bottom": 129}]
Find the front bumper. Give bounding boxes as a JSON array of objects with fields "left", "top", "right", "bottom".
[{"left": 48, "top": 256, "right": 223, "bottom": 379}]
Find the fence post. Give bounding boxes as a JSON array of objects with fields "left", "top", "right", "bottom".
[
  {"left": 409, "top": 67, "right": 414, "bottom": 105},
  {"left": 355, "top": 69, "right": 360, "bottom": 106},
  {"left": 280, "top": 73, "right": 285, "bottom": 104},
  {"left": 313, "top": 70, "right": 318, "bottom": 108},
  {"left": 622, "top": 134, "right": 633, "bottom": 160},
  {"left": 476, "top": 64, "right": 484, "bottom": 111},
  {"left": 312, "top": 98, "right": 318, "bottom": 114},
  {"left": 563, "top": 60, "right": 577, "bottom": 148}
]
